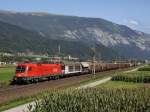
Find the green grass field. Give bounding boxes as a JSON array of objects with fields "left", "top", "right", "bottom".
[
  {"left": 98, "top": 81, "right": 144, "bottom": 89},
  {"left": 0, "top": 66, "right": 15, "bottom": 87}
]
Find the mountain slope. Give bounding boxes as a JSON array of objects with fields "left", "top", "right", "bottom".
[
  {"left": 0, "top": 11, "right": 150, "bottom": 59},
  {"left": 0, "top": 21, "right": 118, "bottom": 60}
]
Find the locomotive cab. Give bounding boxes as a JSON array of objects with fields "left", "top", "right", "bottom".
[
  {"left": 16, "top": 65, "right": 27, "bottom": 77},
  {"left": 12, "top": 64, "right": 29, "bottom": 84}
]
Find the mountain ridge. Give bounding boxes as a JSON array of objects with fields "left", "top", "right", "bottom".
[
  {"left": 0, "top": 20, "right": 118, "bottom": 60},
  {"left": 0, "top": 10, "right": 149, "bottom": 59}
]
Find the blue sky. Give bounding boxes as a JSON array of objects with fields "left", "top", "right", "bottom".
[{"left": 0, "top": 0, "right": 150, "bottom": 33}]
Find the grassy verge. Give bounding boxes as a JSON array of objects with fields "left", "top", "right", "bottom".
[
  {"left": 73, "top": 68, "right": 137, "bottom": 88},
  {"left": 0, "top": 96, "right": 34, "bottom": 112},
  {"left": 70, "top": 74, "right": 112, "bottom": 88}
]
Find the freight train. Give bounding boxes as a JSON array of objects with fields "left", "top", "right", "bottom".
[{"left": 12, "top": 61, "right": 132, "bottom": 84}]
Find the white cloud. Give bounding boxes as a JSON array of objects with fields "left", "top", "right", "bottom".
[
  {"left": 120, "top": 19, "right": 139, "bottom": 29},
  {"left": 120, "top": 19, "right": 150, "bottom": 33},
  {"left": 129, "top": 20, "right": 138, "bottom": 25},
  {"left": 127, "top": 20, "right": 139, "bottom": 27}
]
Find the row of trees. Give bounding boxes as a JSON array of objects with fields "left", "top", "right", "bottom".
[{"left": 0, "top": 55, "right": 43, "bottom": 63}]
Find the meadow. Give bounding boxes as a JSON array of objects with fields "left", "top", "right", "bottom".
[{"left": 0, "top": 66, "right": 15, "bottom": 87}]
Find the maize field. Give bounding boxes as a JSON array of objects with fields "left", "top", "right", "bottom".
[
  {"left": 138, "top": 66, "right": 150, "bottom": 71},
  {"left": 111, "top": 71, "right": 150, "bottom": 83},
  {"left": 28, "top": 88, "right": 150, "bottom": 112}
]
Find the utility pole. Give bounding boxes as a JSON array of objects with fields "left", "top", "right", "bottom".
[
  {"left": 119, "top": 56, "right": 121, "bottom": 69},
  {"left": 58, "top": 44, "right": 61, "bottom": 63},
  {"left": 92, "top": 46, "right": 96, "bottom": 78},
  {"left": 99, "top": 50, "right": 101, "bottom": 63}
]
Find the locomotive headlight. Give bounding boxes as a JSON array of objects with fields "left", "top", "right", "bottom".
[
  {"left": 18, "top": 74, "right": 22, "bottom": 77},
  {"left": 53, "top": 68, "right": 58, "bottom": 72}
]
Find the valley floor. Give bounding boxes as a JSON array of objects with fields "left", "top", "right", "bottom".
[{"left": 2, "top": 65, "right": 150, "bottom": 112}]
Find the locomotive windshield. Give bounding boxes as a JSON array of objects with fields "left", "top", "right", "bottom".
[{"left": 16, "top": 66, "right": 26, "bottom": 73}]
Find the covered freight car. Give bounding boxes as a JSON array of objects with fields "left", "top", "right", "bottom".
[{"left": 62, "top": 61, "right": 82, "bottom": 75}]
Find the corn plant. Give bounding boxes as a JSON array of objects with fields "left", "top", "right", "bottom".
[
  {"left": 112, "top": 71, "right": 150, "bottom": 83},
  {"left": 138, "top": 66, "right": 150, "bottom": 71},
  {"left": 28, "top": 88, "right": 150, "bottom": 112}
]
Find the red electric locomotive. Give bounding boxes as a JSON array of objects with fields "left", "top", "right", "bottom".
[{"left": 13, "top": 63, "right": 63, "bottom": 83}]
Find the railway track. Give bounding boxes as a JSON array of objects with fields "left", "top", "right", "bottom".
[{"left": 0, "top": 67, "right": 136, "bottom": 105}]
